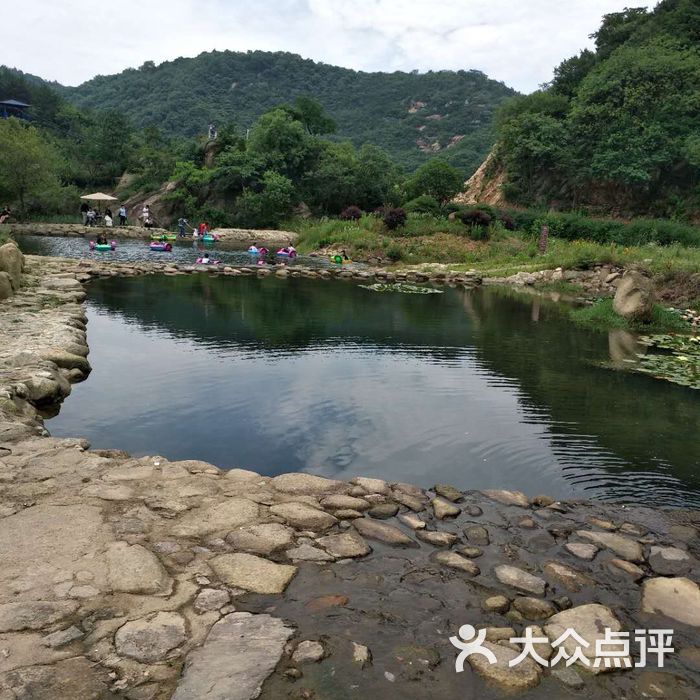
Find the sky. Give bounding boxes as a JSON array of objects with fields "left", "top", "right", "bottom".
[{"left": 2, "top": 0, "right": 656, "bottom": 92}]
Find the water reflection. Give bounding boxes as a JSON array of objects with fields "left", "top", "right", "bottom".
[{"left": 47, "top": 275, "right": 699, "bottom": 508}]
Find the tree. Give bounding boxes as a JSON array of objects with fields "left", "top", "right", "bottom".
[
  {"left": 291, "top": 96, "right": 336, "bottom": 136},
  {"left": 236, "top": 171, "right": 295, "bottom": 227},
  {"left": 405, "top": 159, "right": 464, "bottom": 202},
  {"left": 0, "top": 118, "right": 62, "bottom": 215}
]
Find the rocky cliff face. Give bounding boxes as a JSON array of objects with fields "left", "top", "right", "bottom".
[{"left": 453, "top": 150, "right": 510, "bottom": 207}]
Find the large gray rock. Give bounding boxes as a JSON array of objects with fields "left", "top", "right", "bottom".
[
  {"left": 0, "top": 241, "right": 23, "bottom": 289},
  {"left": 544, "top": 604, "right": 629, "bottom": 673},
  {"left": 0, "top": 270, "right": 12, "bottom": 301},
  {"left": 226, "top": 523, "right": 295, "bottom": 555},
  {"left": 641, "top": 577, "right": 700, "bottom": 626},
  {"left": 172, "top": 613, "right": 294, "bottom": 700},
  {"left": 269, "top": 502, "right": 337, "bottom": 531},
  {"left": 106, "top": 542, "right": 172, "bottom": 594},
  {"left": 353, "top": 518, "right": 416, "bottom": 547},
  {"left": 0, "top": 600, "right": 78, "bottom": 633},
  {"left": 271, "top": 473, "right": 347, "bottom": 496},
  {"left": 494, "top": 565, "right": 546, "bottom": 595},
  {"left": 468, "top": 641, "right": 541, "bottom": 691},
  {"left": 115, "top": 611, "right": 186, "bottom": 663},
  {"left": 613, "top": 270, "right": 654, "bottom": 322},
  {"left": 576, "top": 530, "right": 643, "bottom": 562},
  {"left": 317, "top": 532, "right": 371, "bottom": 559},
  {"left": 648, "top": 546, "right": 692, "bottom": 576},
  {"left": 172, "top": 498, "right": 259, "bottom": 537},
  {"left": 210, "top": 553, "right": 297, "bottom": 594},
  {"left": 482, "top": 489, "right": 530, "bottom": 507}
]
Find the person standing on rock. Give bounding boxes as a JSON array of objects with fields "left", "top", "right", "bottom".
[
  {"left": 178, "top": 216, "right": 191, "bottom": 238},
  {"left": 118, "top": 205, "right": 127, "bottom": 226}
]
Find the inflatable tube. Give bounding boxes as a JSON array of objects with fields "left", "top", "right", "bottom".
[
  {"left": 90, "top": 241, "right": 116, "bottom": 251},
  {"left": 202, "top": 234, "right": 219, "bottom": 242},
  {"left": 276, "top": 250, "right": 290, "bottom": 257},
  {"left": 248, "top": 246, "right": 260, "bottom": 254},
  {"left": 149, "top": 242, "right": 172, "bottom": 252},
  {"left": 150, "top": 234, "right": 177, "bottom": 241}
]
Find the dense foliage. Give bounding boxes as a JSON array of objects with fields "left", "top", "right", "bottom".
[
  {"left": 9, "top": 51, "right": 516, "bottom": 173},
  {"left": 494, "top": 0, "right": 700, "bottom": 218}
]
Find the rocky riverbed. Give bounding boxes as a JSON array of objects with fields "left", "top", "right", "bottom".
[{"left": 0, "top": 242, "right": 698, "bottom": 700}]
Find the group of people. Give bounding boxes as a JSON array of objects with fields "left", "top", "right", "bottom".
[
  {"left": 80, "top": 202, "right": 128, "bottom": 227},
  {"left": 247, "top": 243, "right": 297, "bottom": 266}
]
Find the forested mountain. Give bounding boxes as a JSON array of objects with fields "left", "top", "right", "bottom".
[
  {"left": 47, "top": 51, "right": 516, "bottom": 173},
  {"left": 492, "top": 0, "right": 700, "bottom": 219}
]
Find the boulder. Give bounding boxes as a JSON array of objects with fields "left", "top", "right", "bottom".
[
  {"left": 434, "top": 551, "right": 480, "bottom": 576},
  {"left": 468, "top": 641, "right": 541, "bottom": 691},
  {"left": 641, "top": 577, "right": 700, "bottom": 626},
  {"left": 172, "top": 613, "right": 294, "bottom": 700},
  {"left": 210, "top": 553, "right": 297, "bottom": 594},
  {"left": 317, "top": 532, "right": 371, "bottom": 559},
  {"left": 106, "top": 542, "right": 172, "bottom": 595},
  {"left": 353, "top": 518, "right": 416, "bottom": 547},
  {"left": 115, "top": 612, "right": 186, "bottom": 663},
  {"left": 0, "top": 271, "right": 12, "bottom": 300},
  {"left": 271, "top": 472, "right": 347, "bottom": 496},
  {"left": 576, "top": 530, "right": 643, "bottom": 562},
  {"left": 648, "top": 546, "right": 692, "bottom": 576},
  {"left": 225, "top": 523, "right": 295, "bottom": 555},
  {"left": 613, "top": 270, "right": 654, "bottom": 322},
  {"left": 172, "top": 498, "right": 259, "bottom": 537},
  {"left": 269, "top": 502, "right": 337, "bottom": 531},
  {"left": 544, "top": 604, "right": 629, "bottom": 672},
  {"left": 494, "top": 565, "right": 546, "bottom": 595},
  {"left": 0, "top": 241, "right": 23, "bottom": 289}
]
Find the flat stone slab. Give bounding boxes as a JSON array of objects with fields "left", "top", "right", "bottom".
[
  {"left": 353, "top": 518, "right": 416, "bottom": 547},
  {"left": 271, "top": 473, "right": 347, "bottom": 495},
  {"left": 0, "top": 600, "right": 78, "bottom": 633},
  {"left": 115, "top": 611, "right": 186, "bottom": 663},
  {"left": 106, "top": 542, "right": 172, "bottom": 595},
  {"left": 641, "top": 577, "right": 700, "bottom": 627},
  {"left": 172, "top": 612, "right": 294, "bottom": 700},
  {"left": 210, "top": 553, "right": 297, "bottom": 594},
  {"left": 172, "top": 498, "right": 259, "bottom": 537},
  {"left": 544, "top": 603, "right": 629, "bottom": 672},
  {"left": 269, "top": 502, "right": 337, "bottom": 530},
  {"left": 494, "top": 565, "right": 546, "bottom": 595},
  {"left": 317, "top": 532, "right": 371, "bottom": 559},
  {"left": 468, "top": 640, "right": 541, "bottom": 691},
  {"left": 648, "top": 546, "right": 692, "bottom": 576},
  {"left": 226, "top": 523, "right": 295, "bottom": 555},
  {"left": 576, "top": 530, "right": 643, "bottom": 562}
]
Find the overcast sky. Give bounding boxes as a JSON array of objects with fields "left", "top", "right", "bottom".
[{"left": 4, "top": 0, "right": 656, "bottom": 92}]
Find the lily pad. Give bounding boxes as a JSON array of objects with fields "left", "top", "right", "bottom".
[{"left": 633, "top": 333, "right": 700, "bottom": 390}]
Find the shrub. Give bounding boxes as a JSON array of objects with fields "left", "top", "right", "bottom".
[
  {"left": 404, "top": 195, "right": 441, "bottom": 216},
  {"left": 385, "top": 243, "right": 403, "bottom": 261},
  {"left": 384, "top": 207, "right": 407, "bottom": 230},
  {"left": 460, "top": 209, "right": 492, "bottom": 228},
  {"left": 339, "top": 205, "right": 363, "bottom": 221},
  {"left": 499, "top": 214, "right": 516, "bottom": 230}
]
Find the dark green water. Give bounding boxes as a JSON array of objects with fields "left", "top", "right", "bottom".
[{"left": 48, "top": 274, "right": 700, "bottom": 508}]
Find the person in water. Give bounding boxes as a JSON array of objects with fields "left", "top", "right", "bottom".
[
  {"left": 201, "top": 251, "right": 210, "bottom": 263},
  {"left": 96, "top": 234, "right": 107, "bottom": 245}
]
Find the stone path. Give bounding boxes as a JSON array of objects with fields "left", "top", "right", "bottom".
[{"left": 0, "top": 242, "right": 698, "bottom": 699}]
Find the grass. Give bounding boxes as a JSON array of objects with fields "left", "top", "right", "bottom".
[
  {"left": 290, "top": 215, "right": 700, "bottom": 277},
  {"left": 570, "top": 299, "right": 692, "bottom": 334}
]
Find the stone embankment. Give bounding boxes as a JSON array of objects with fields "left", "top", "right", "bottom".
[
  {"left": 0, "top": 242, "right": 698, "bottom": 700},
  {"left": 7, "top": 223, "right": 299, "bottom": 249}
]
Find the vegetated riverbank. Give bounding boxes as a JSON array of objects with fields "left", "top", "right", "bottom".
[
  {"left": 290, "top": 214, "right": 700, "bottom": 313},
  {"left": 0, "top": 241, "right": 699, "bottom": 700}
]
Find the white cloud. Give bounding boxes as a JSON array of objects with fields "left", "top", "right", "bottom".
[{"left": 1, "top": 0, "right": 656, "bottom": 91}]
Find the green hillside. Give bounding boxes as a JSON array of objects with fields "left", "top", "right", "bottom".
[
  {"left": 55, "top": 50, "right": 515, "bottom": 173},
  {"left": 494, "top": 0, "right": 700, "bottom": 219}
]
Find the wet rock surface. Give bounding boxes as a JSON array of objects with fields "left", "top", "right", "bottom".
[{"left": 0, "top": 252, "right": 698, "bottom": 699}]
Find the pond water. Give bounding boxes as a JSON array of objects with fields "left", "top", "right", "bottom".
[
  {"left": 46, "top": 274, "right": 700, "bottom": 508},
  {"left": 16, "top": 234, "right": 328, "bottom": 268}
]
